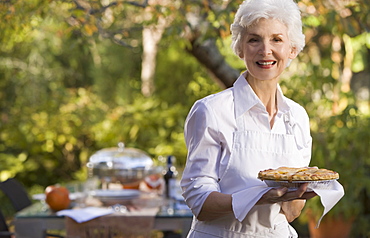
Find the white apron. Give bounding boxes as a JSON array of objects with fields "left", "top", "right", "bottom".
[{"left": 187, "top": 112, "right": 308, "bottom": 238}]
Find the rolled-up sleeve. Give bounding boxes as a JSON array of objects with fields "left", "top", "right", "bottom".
[{"left": 181, "top": 100, "right": 222, "bottom": 217}]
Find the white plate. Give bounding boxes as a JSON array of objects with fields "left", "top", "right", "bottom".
[
  {"left": 263, "top": 179, "right": 337, "bottom": 191},
  {"left": 90, "top": 189, "right": 141, "bottom": 200},
  {"left": 32, "top": 193, "right": 82, "bottom": 201}
]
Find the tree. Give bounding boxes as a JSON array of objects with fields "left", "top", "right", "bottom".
[
  {"left": 61, "top": 0, "right": 370, "bottom": 101},
  {"left": 61, "top": 0, "right": 242, "bottom": 90}
]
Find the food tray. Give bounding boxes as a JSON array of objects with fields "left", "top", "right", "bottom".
[{"left": 263, "top": 179, "right": 337, "bottom": 191}]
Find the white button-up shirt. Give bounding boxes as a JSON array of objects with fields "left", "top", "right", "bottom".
[{"left": 181, "top": 73, "right": 312, "bottom": 218}]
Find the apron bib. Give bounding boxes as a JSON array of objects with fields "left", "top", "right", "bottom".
[{"left": 188, "top": 113, "right": 307, "bottom": 238}]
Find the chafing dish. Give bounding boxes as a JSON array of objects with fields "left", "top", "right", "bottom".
[{"left": 87, "top": 142, "right": 160, "bottom": 188}]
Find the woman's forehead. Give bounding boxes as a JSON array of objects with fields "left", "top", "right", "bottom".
[{"left": 246, "top": 18, "right": 288, "bottom": 35}]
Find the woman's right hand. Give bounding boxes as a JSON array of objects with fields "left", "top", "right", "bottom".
[{"left": 256, "top": 183, "right": 317, "bottom": 205}]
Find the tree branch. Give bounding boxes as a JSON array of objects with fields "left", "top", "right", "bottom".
[
  {"left": 126, "top": 0, "right": 149, "bottom": 8},
  {"left": 187, "top": 38, "right": 239, "bottom": 88}
]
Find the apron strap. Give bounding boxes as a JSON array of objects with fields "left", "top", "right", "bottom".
[
  {"left": 284, "top": 112, "right": 295, "bottom": 135},
  {"left": 284, "top": 112, "right": 305, "bottom": 150}
]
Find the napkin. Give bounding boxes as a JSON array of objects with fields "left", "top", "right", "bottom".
[
  {"left": 311, "top": 180, "right": 345, "bottom": 228},
  {"left": 56, "top": 207, "right": 114, "bottom": 223},
  {"left": 232, "top": 181, "right": 344, "bottom": 225}
]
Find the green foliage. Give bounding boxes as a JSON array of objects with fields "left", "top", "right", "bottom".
[
  {"left": 0, "top": 0, "right": 369, "bottom": 236},
  {"left": 0, "top": 0, "right": 222, "bottom": 191},
  {"left": 300, "top": 106, "right": 370, "bottom": 236},
  {"left": 155, "top": 40, "right": 221, "bottom": 106}
]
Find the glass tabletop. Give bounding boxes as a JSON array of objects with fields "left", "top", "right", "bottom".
[{"left": 16, "top": 198, "right": 193, "bottom": 219}]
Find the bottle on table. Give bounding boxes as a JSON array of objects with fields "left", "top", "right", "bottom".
[{"left": 163, "top": 155, "right": 178, "bottom": 199}]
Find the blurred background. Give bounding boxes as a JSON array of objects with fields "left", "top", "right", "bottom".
[{"left": 0, "top": 0, "right": 369, "bottom": 236}]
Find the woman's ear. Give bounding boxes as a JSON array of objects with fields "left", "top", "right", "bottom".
[
  {"left": 289, "top": 47, "right": 298, "bottom": 59},
  {"left": 238, "top": 50, "right": 244, "bottom": 59}
]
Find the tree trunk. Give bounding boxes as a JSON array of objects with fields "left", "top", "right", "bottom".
[
  {"left": 141, "top": 17, "right": 167, "bottom": 97},
  {"left": 187, "top": 38, "right": 240, "bottom": 89}
]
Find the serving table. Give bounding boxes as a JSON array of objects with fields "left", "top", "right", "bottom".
[{"left": 14, "top": 197, "right": 193, "bottom": 238}]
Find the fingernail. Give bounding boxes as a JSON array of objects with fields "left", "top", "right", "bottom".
[{"left": 282, "top": 187, "right": 288, "bottom": 191}]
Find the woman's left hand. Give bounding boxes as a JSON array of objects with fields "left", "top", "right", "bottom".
[
  {"left": 257, "top": 183, "right": 317, "bottom": 222},
  {"left": 280, "top": 200, "right": 305, "bottom": 222}
]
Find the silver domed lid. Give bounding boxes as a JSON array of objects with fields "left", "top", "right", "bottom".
[{"left": 88, "top": 142, "right": 153, "bottom": 170}]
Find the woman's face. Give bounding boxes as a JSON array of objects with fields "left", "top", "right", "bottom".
[{"left": 239, "top": 18, "right": 297, "bottom": 82}]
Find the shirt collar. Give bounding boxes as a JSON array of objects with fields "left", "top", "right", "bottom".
[
  {"left": 276, "top": 84, "right": 291, "bottom": 114},
  {"left": 233, "top": 72, "right": 259, "bottom": 119},
  {"left": 233, "top": 72, "right": 291, "bottom": 119}
]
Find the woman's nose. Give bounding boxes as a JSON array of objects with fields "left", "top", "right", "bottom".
[{"left": 258, "top": 42, "right": 272, "bottom": 56}]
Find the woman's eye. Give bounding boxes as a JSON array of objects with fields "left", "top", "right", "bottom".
[
  {"left": 248, "top": 38, "right": 258, "bottom": 42},
  {"left": 273, "top": 38, "right": 282, "bottom": 42}
]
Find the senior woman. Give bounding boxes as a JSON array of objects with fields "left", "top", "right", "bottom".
[{"left": 180, "top": 0, "right": 317, "bottom": 237}]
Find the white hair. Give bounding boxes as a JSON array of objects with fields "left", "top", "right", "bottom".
[{"left": 231, "top": 0, "right": 305, "bottom": 58}]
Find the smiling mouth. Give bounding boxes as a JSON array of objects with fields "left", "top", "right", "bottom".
[{"left": 256, "top": 61, "right": 276, "bottom": 66}]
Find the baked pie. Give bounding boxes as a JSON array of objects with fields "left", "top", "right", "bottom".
[{"left": 258, "top": 166, "right": 339, "bottom": 182}]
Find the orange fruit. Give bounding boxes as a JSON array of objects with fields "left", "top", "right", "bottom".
[{"left": 45, "top": 185, "right": 71, "bottom": 211}]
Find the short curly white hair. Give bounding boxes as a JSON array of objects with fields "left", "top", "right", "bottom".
[{"left": 231, "top": 0, "right": 305, "bottom": 58}]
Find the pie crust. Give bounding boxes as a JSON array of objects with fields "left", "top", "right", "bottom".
[{"left": 258, "top": 166, "right": 339, "bottom": 182}]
